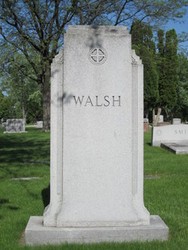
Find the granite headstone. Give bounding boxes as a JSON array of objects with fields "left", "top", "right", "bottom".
[{"left": 25, "top": 26, "right": 168, "bottom": 245}]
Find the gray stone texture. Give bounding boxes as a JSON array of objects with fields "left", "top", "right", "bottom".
[{"left": 3, "top": 119, "right": 25, "bottom": 133}]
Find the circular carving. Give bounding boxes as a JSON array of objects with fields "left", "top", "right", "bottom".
[
  {"left": 156, "top": 130, "right": 162, "bottom": 136},
  {"left": 89, "top": 48, "right": 107, "bottom": 65}
]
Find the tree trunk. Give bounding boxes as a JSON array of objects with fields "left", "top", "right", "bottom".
[
  {"left": 22, "top": 105, "right": 26, "bottom": 125},
  {"left": 42, "top": 61, "right": 51, "bottom": 131},
  {"left": 152, "top": 107, "right": 162, "bottom": 126}
]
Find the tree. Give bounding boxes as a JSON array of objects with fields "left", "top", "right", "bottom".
[
  {"left": 157, "top": 29, "right": 178, "bottom": 120},
  {"left": 131, "top": 20, "right": 159, "bottom": 119},
  {"left": 0, "top": 44, "right": 42, "bottom": 123},
  {"left": 174, "top": 53, "right": 188, "bottom": 121},
  {"left": 0, "top": 0, "right": 187, "bottom": 130},
  {"left": 0, "top": 92, "right": 15, "bottom": 121}
]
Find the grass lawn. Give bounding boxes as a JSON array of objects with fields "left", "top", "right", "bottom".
[{"left": 0, "top": 127, "right": 188, "bottom": 250}]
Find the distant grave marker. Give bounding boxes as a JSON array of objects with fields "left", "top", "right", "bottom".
[
  {"left": 3, "top": 119, "right": 26, "bottom": 133},
  {"left": 172, "top": 118, "right": 181, "bottom": 125},
  {"left": 35, "top": 121, "right": 43, "bottom": 129},
  {"left": 152, "top": 124, "right": 188, "bottom": 146}
]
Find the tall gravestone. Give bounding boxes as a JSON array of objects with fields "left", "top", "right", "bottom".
[{"left": 25, "top": 26, "right": 168, "bottom": 245}]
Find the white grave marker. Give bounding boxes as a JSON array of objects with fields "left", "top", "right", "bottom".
[
  {"left": 152, "top": 124, "right": 188, "bottom": 146},
  {"left": 25, "top": 26, "right": 168, "bottom": 245},
  {"left": 172, "top": 118, "right": 181, "bottom": 125}
]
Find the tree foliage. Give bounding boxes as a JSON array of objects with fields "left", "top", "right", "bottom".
[
  {"left": 131, "top": 20, "right": 159, "bottom": 117},
  {"left": 157, "top": 29, "right": 178, "bottom": 117},
  {"left": 0, "top": 92, "right": 14, "bottom": 121},
  {"left": 0, "top": 44, "right": 42, "bottom": 123},
  {"left": 131, "top": 20, "right": 183, "bottom": 122},
  {"left": 0, "top": 0, "right": 187, "bottom": 129},
  {"left": 174, "top": 53, "right": 188, "bottom": 121}
]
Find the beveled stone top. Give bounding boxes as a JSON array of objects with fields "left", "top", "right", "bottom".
[{"left": 67, "top": 25, "right": 129, "bottom": 35}]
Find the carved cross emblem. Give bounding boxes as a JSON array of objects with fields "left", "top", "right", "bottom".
[{"left": 89, "top": 48, "right": 107, "bottom": 65}]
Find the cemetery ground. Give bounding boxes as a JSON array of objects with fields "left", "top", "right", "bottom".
[{"left": 0, "top": 128, "right": 187, "bottom": 250}]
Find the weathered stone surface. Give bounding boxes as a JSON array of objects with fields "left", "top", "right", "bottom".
[
  {"left": 44, "top": 25, "right": 150, "bottom": 228},
  {"left": 3, "top": 119, "right": 25, "bottom": 133},
  {"left": 25, "top": 216, "right": 169, "bottom": 245},
  {"left": 25, "top": 25, "right": 168, "bottom": 245}
]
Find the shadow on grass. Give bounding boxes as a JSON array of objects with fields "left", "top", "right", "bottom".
[
  {"left": 0, "top": 130, "right": 50, "bottom": 210},
  {"left": 7, "top": 205, "right": 20, "bottom": 210},
  {"left": 0, "top": 198, "right": 9, "bottom": 205},
  {"left": 0, "top": 133, "right": 50, "bottom": 165},
  {"left": 0, "top": 198, "right": 20, "bottom": 213},
  {"left": 41, "top": 184, "right": 50, "bottom": 208},
  {"left": 0, "top": 165, "right": 16, "bottom": 176}
]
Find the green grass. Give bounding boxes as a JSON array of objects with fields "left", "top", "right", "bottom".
[{"left": 0, "top": 128, "right": 188, "bottom": 250}]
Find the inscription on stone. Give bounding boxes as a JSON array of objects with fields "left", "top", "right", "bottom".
[
  {"left": 72, "top": 95, "right": 121, "bottom": 107},
  {"left": 175, "top": 129, "right": 187, "bottom": 135}
]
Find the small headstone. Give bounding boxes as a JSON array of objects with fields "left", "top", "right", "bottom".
[
  {"left": 172, "top": 118, "right": 181, "bottom": 125},
  {"left": 25, "top": 25, "right": 168, "bottom": 245},
  {"left": 35, "top": 121, "right": 43, "bottom": 129},
  {"left": 152, "top": 124, "right": 188, "bottom": 146},
  {"left": 3, "top": 119, "right": 26, "bottom": 133},
  {"left": 144, "top": 118, "right": 149, "bottom": 132},
  {"left": 155, "top": 115, "right": 164, "bottom": 123}
]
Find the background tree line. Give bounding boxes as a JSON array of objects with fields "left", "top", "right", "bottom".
[
  {"left": 0, "top": 0, "right": 188, "bottom": 129},
  {"left": 131, "top": 20, "right": 188, "bottom": 123}
]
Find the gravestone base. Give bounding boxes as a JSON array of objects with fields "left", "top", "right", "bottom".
[
  {"left": 161, "top": 142, "right": 188, "bottom": 154},
  {"left": 25, "top": 216, "right": 168, "bottom": 245}
]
